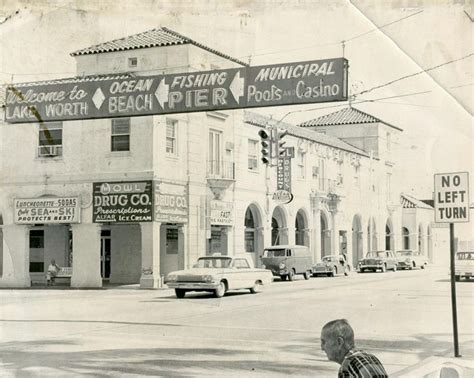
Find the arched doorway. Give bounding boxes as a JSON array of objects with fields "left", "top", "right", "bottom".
[
  {"left": 385, "top": 218, "right": 394, "bottom": 251},
  {"left": 295, "top": 209, "right": 309, "bottom": 246},
  {"left": 272, "top": 206, "right": 288, "bottom": 245},
  {"left": 418, "top": 224, "right": 424, "bottom": 254},
  {"left": 352, "top": 214, "right": 363, "bottom": 268},
  {"left": 320, "top": 212, "right": 331, "bottom": 257},
  {"left": 402, "top": 227, "right": 410, "bottom": 249},
  {"left": 367, "top": 217, "right": 377, "bottom": 252},
  {"left": 244, "top": 204, "right": 263, "bottom": 266},
  {"left": 427, "top": 225, "right": 433, "bottom": 262}
]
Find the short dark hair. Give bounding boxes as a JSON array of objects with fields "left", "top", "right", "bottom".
[{"left": 322, "top": 319, "right": 355, "bottom": 348}]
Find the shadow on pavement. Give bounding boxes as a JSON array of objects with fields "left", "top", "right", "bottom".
[{"left": 0, "top": 340, "right": 332, "bottom": 377}]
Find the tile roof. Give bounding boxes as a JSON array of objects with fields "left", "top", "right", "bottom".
[
  {"left": 244, "top": 111, "right": 369, "bottom": 157},
  {"left": 400, "top": 193, "right": 433, "bottom": 209},
  {"left": 71, "top": 26, "right": 248, "bottom": 67},
  {"left": 299, "top": 106, "right": 403, "bottom": 131}
]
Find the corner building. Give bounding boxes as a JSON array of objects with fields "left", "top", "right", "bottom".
[{"left": 0, "top": 27, "right": 407, "bottom": 288}]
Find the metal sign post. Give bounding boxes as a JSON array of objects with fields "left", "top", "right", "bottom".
[{"left": 434, "top": 172, "right": 470, "bottom": 358}]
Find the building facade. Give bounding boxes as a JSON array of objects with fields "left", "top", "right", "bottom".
[{"left": 0, "top": 27, "right": 419, "bottom": 288}]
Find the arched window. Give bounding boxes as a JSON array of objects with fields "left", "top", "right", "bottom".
[
  {"left": 272, "top": 217, "right": 279, "bottom": 246},
  {"left": 402, "top": 227, "right": 410, "bottom": 249},
  {"left": 295, "top": 212, "right": 305, "bottom": 246},
  {"left": 244, "top": 208, "right": 256, "bottom": 252}
]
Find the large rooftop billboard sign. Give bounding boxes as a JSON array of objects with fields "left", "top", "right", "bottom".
[{"left": 5, "top": 58, "right": 348, "bottom": 123}]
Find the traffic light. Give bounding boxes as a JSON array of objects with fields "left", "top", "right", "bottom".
[
  {"left": 275, "top": 128, "right": 288, "bottom": 157},
  {"left": 258, "top": 129, "right": 272, "bottom": 164}
]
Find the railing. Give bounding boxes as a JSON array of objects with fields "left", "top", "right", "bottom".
[{"left": 207, "top": 160, "right": 235, "bottom": 180}]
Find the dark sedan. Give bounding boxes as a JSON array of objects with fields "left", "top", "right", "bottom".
[{"left": 358, "top": 251, "right": 398, "bottom": 273}]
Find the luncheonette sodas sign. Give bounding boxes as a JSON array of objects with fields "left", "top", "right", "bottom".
[{"left": 5, "top": 58, "right": 348, "bottom": 123}]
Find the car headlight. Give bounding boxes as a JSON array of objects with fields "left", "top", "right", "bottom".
[
  {"left": 405, "top": 258, "right": 412, "bottom": 263},
  {"left": 377, "top": 260, "right": 383, "bottom": 265},
  {"left": 261, "top": 264, "right": 266, "bottom": 269},
  {"left": 202, "top": 275, "right": 215, "bottom": 282},
  {"left": 279, "top": 262, "right": 286, "bottom": 269},
  {"left": 166, "top": 274, "right": 177, "bottom": 282}
]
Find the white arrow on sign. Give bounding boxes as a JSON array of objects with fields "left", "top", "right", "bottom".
[
  {"left": 155, "top": 78, "right": 169, "bottom": 109},
  {"left": 229, "top": 71, "right": 244, "bottom": 104}
]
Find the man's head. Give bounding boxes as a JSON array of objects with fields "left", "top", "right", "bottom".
[
  {"left": 50, "top": 259, "right": 56, "bottom": 264},
  {"left": 321, "top": 319, "right": 355, "bottom": 364}
]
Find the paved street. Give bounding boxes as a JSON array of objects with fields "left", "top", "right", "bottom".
[{"left": 1, "top": 266, "right": 473, "bottom": 377}]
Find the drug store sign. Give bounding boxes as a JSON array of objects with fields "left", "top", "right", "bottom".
[{"left": 93, "top": 181, "right": 153, "bottom": 223}]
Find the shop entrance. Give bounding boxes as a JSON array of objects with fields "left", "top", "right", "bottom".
[
  {"left": 207, "top": 226, "right": 228, "bottom": 255},
  {"left": 101, "top": 229, "right": 111, "bottom": 279}
]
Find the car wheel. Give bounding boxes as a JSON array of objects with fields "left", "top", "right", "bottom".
[
  {"left": 287, "top": 270, "right": 295, "bottom": 281},
  {"left": 455, "top": 275, "right": 460, "bottom": 282},
  {"left": 330, "top": 266, "right": 337, "bottom": 277},
  {"left": 280, "top": 275, "right": 287, "bottom": 281},
  {"left": 381, "top": 264, "right": 386, "bottom": 273},
  {"left": 303, "top": 270, "right": 311, "bottom": 280},
  {"left": 214, "top": 281, "right": 226, "bottom": 298},
  {"left": 175, "top": 289, "right": 186, "bottom": 298},
  {"left": 393, "top": 265, "right": 397, "bottom": 272},
  {"left": 411, "top": 262, "right": 415, "bottom": 270},
  {"left": 421, "top": 263, "right": 426, "bottom": 269},
  {"left": 249, "top": 281, "right": 263, "bottom": 294}
]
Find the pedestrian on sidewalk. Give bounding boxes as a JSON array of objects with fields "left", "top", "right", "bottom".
[
  {"left": 46, "top": 259, "right": 60, "bottom": 286},
  {"left": 321, "top": 319, "right": 388, "bottom": 378}
]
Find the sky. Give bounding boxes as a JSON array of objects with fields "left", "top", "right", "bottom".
[{"left": 0, "top": 0, "right": 472, "bottom": 236}]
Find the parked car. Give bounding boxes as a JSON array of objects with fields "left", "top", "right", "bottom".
[
  {"left": 164, "top": 255, "right": 273, "bottom": 298},
  {"left": 455, "top": 251, "right": 474, "bottom": 281},
  {"left": 312, "top": 254, "right": 350, "bottom": 277},
  {"left": 358, "top": 251, "right": 398, "bottom": 273},
  {"left": 261, "top": 245, "right": 313, "bottom": 281},
  {"left": 395, "top": 249, "right": 428, "bottom": 270}
]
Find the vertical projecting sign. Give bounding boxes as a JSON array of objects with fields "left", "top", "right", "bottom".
[
  {"left": 5, "top": 58, "right": 348, "bottom": 123},
  {"left": 274, "top": 147, "right": 294, "bottom": 204}
]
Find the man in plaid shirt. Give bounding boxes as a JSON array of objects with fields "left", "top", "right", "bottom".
[{"left": 321, "top": 319, "right": 388, "bottom": 378}]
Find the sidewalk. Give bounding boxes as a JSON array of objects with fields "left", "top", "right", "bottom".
[{"left": 392, "top": 341, "right": 474, "bottom": 377}]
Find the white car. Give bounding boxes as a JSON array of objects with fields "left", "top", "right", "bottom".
[
  {"left": 455, "top": 251, "right": 474, "bottom": 281},
  {"left": 165, "top": 256, "right": 274, "bottom": 298}
]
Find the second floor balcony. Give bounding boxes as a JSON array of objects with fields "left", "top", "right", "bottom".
[
  {"left": 207, "top": 160, "right": 235, "bottom": 180},
  {"left": 207, "top": 160, "right": 235, "bottom": 199}
]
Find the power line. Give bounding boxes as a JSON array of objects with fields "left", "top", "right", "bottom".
[
  {"left": 345, "top": 10, "right": 424, "bottom": 43},
  {"left": 353, "top": 53, "right": 474, "bottom": 98},
  {"left": 0, "top": 9, "right": 426, "bottom": 78}
]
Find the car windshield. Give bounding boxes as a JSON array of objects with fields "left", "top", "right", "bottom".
[
  {"left": 456, "top": 252, "right": 473, "bottom": 261},
  {"left": 366, "top": 251, "right": 386, "bottom": 258},
  {"left": 322, "top": 256, "right": 337, "bottom": 262},
  {"left": 396, "top": 251, "right": 414, "bottom": 257},
  {"left": 195, "top": 257, "right": 232, "bottom": 268},
  {"left": 264, "top": 249, "right": 286, "bottom": 257}
]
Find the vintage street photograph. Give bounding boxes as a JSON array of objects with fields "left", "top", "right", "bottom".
[{"left": 0, "top": 0, "right": 473, "bottom": 376}]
